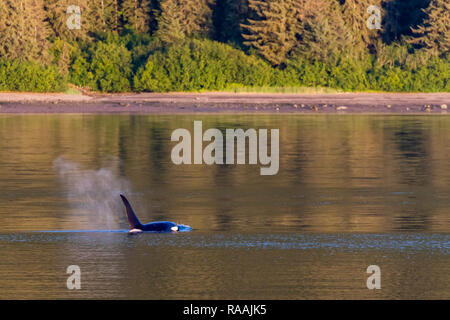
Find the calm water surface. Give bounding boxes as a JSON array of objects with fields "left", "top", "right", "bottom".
[{"left": 0, "top": 115, "right": 448, "bottom": 299}]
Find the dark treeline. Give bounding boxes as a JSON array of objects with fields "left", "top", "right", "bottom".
[{"left": 0, "top": 0, "right": 448, "bottom": 92}]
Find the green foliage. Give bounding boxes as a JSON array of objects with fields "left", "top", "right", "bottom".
[
  {"left": 410, "top": 0, "right": 450, "bottom": 56},
  {"left": 50, "top": 38, "right": 76, "bottom": 76},
  {"left": 44, "top": 0, "right": 91, "bottom": 41},
  {"left": 89, "top": 41, "right": 133, "bottom": 92},
  {"left": 0, "top": 0, "right": 448, "bottom": 93},
  {"left": 121, "top": 0, "right": 152, "bottom": 34},
  {"left": 285, "top": 56, "right": 371, "bottom": 90},
  {"left": 327, "top": 58, "right": 371, "bottom": 91},
  {"left": 284, "top": 59, "right": 328, "bottom": 88},
  {"left": 156, "top": 0, "right": 214, "bottom": 44},
  {"left": 0, "top": 0, "right": 50, "bottom": 63},
  {"left": 69, "top": 55, "right": 93, "bottom": 88},
  {"left": 370, "top": 55, "right": 450, "bottom": 92},
  {"left": 295, "top": 0, "right": 354, "bottom": 64},
  {"left": 121, "top": 30, "right": 162, "bottom": 71},
  {"left": 133, "top": 38, "right": 449, "bottom": 93},
  {"left": 67, "top": 34, "right": 133, "bottom": 92},
  {"left": 340, "top": 0, "right": 384, "bottom": 54},
  {"left": 0, "top": 59, "right": 67, "bottom": 92},
  {"left": 242, "top": 0, "right": 301, "bottom": 66},
  {"left": 286, "top": 48, "right": 449, "bottom": 92},
  {"left": 134, "top": 39, "right": 273, "bottom": 92}
]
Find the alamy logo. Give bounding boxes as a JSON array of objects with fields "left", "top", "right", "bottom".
[
  {"left": 366, "top": 5, "right": 382, "bottom": 30},
  {"left": 66, "top": 265, "right": 81, "bottom": 290},
  {"left": 171, "top": 121, "right": 279, "bottom": 175},
  {"left": 366, "top": 265, "right": 381, "bottom": 289},
  {"left": 66, "top": 5, "right": 81, "bottom": 30}
]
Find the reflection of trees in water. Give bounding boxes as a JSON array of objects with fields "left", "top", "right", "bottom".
[
  {"left": 211, "top": 165, "right": 235, "bottom": 232},
  {"left": 118, "top": 117, "right": 169, "bottom": 184},
  {"left": 392, "top": 123, "right": 430, "bottom": 184},
  {"left": 1, "top": 115, "right": 450, "bottom": 233},
  {"left": 391, "top": 122, "right": 431, "bottom": 231},
  {"left": 117, "top": 116, "right": 173, "bottom": 221}
]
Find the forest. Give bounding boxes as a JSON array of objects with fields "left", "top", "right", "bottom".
[{"left": 0, "top": 0, "right": 448, "bottom": 93}]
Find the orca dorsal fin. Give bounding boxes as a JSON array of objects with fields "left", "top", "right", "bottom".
[{"left": 120, "top": 194, "right": 143, "bottom": 229}]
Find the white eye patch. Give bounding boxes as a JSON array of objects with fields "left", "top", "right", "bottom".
[{"left": 171, "top": 226, "right": 179, "bottom": 232}]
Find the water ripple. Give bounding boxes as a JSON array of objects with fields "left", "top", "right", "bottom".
[{"left": 0, "top": 232, "right": 448, "bottom": 253}]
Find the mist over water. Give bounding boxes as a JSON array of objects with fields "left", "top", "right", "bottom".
[{"left": 53, "top": 157, "right": 131, "bottom": 229}]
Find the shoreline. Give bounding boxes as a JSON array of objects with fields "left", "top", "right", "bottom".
[{"left": 0, "top": 92, "right": 448, "bottom": 114}]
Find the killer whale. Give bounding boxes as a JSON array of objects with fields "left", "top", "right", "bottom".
[{"left": 120, "top": 194, "right": 192, "bottom": 233}]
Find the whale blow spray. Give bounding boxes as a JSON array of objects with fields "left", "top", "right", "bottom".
[{"left": 53, "top": 157, "right": 131, "bottom": 229}]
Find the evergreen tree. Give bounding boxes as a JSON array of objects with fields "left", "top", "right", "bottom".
[
  {"left": 340, "top": 0, "right": 384, "bottom": 53},
  {"left": 0, "top": 0, "right": 50, "bottom": 63},
  {"left": 156, "top": 0, "right": 214, "bottom": 44},
  {"left": 44, "top": 0, "right": 91, "bottom": 41},
  {"left": 296, "top": 0, "right": 353, "bottom": 62},
  {"left": 241, "top": 0, "right": 302, "bottom": 66},
  {"left": 410, "top": 0, "right": 449, "bottom": 56},
  {"left": 51, "top": 38, "right": 73, "bottom": 76},
  {"left": 183, "top": 0, "right": 214, "bottom": 37},
  {"left": 121, "top": 0, "right": 152, "bottom": 33},
  {"left": 156, "top": 0, "right": 185, "bottom": 43},
  {"left": 88, "top": 0, "right": 121, "bottom": 34},
  {"left": 106, "top": 0, "right": 121, "bottom": 32}
]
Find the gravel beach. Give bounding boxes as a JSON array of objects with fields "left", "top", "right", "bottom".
[{"left": 0, "top": 92, "right": 449, "bottom": 114}]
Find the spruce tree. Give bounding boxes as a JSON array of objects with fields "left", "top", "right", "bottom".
[
  {"left": 410, "top": 0, "right": 449, "bottom": 56},
  {"left": 45, "top": 0, "right": 122, "bottom": 37},
  {"left": 106, "top": 0, "right": 120, "bottom": 32},
  {"left": 241, "top": 0, "right": 302, "bottom": 66},
  {"left": 44, "top": 0, "right": 91, "bottom": 41},
  {"left": 156, "top": 0, "right": 214, "bottom": 44},
  {"left": 0, "top": 0, "right": 50, "bottom": 63},
  {"left": 156, "top": 0, "right": 185, "bottom": 43},
  {"left": 296, "top": 0, "right": 353, "bottom": 62},
  {"left": 183, "top": 0, "right": 214, "bottom": 37},
  {"left": 121, "top": 0, "right": 152, "bottom": 33},
  {"left": 340, "top": 0, "right": 384, "bottom": 53},
  {"left": 88, "top": 0, "right": 121, "bottom": 34}
]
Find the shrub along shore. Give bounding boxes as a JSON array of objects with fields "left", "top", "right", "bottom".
[
  {"left": 1, "top": 37, "right": 448, "bottom": 94},
  {"left": 0, "top": 1, "right": 448, "bottom": 93}
]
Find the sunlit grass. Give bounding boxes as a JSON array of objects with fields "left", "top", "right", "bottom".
[
  {"left": 64, "top": 86, "right": 83, "bottom": 95},
  {"left": 219, "top": 85, "right": 341, "bottom": 94}
]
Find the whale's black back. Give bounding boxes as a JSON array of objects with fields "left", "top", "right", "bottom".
[
  {"left": 120, "top": 194, "right": 189, "bottom": 233},
  {"left": 142, "top": 221, "right": 178, "bottom": 232}
]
